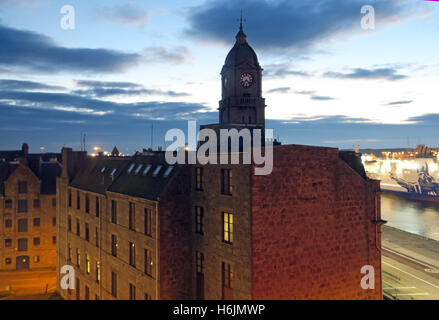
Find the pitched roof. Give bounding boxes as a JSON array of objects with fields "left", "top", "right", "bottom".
[
  {"left": 70, "top": 157, "right": 131, "bottom": 195},
  {"left": 0, "top": 162, "right": 18, "bottom": 195},
  {"left": 107, "top": 152, "right": 178, "bottom": 201},
  {"left": 0, "top": 150, "right": 25, "bottom": 162}
]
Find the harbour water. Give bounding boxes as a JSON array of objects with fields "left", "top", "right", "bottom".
[{"left": 381, "top": 193, "right": 439, "bottom": 241}]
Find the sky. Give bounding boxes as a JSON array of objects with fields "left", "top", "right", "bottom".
[{"left": 0, "top": 0, "right": 439, "bottom": 154}]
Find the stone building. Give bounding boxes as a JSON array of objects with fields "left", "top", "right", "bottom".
[
  {"left": 56, "top": 23, "right": 383, "bottom": 300},
  {"left": 0, "top": 144, "right": 61, "bottom": 270}
]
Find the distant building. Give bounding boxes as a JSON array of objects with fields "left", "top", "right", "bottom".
[
  {"left": 56, "top": 23, "right": 383, "bottom": 300},
  {"left": 0, "top": 144, "right": 61, "bottom": 270}
]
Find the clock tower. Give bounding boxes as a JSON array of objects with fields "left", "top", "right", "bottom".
[{"left": 219, "top": 21, "right": 266, "bottom": 128}]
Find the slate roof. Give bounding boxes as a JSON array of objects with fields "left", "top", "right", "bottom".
[
  {"left": 0, "top": 162, "right": 18, "bottom": 195},
  {"left": 107, "top": 152, "right": 178, "bottom": 201}
]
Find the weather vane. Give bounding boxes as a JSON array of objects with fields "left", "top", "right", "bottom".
[{"left": 238, "top": 10, "right": 246, "bottom": 29}]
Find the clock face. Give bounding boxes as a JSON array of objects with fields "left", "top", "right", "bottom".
[{"left": 240, "top": 73, "right": 254, "bottom": 88}]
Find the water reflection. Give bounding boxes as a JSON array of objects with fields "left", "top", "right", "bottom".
[{"left": 381, "top": 194, "right": 439, "bottom": 241}]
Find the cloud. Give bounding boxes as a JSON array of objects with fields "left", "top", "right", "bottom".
[
  {"left": 73, "top": 80, "right": 190, "bottom": 98},
  {"left": 94, "top": 3, "right": 150, "bottom": 26},
  {"left": 264, "top": 64, "right": 312, "bottom": 79},
  {"left": 143, "top": 46, "right": 193, "bottom": 65},
  {"left": 266, "top": 87, "right": 292, "bottom": 94},
  {"left": 186, "top": 0, "right": 425, "bottom": 51},
  {"left": 383, "top": 100, "right": 413, "bottom": 106},
  {"left": 0, "top": 24, "right": 141, "bottom": 74},
  {"left": 324, "top": 68, "right": 408, "bottom": 81},
  {"left": 311, "top": 95, "right": 335, "bottom": 101},
  {"left": 0, "top": 79, "right": 65, "bottom": 91}
]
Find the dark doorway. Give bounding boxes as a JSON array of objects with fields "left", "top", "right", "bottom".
[{"left": 16, "top": 256, "right": 30, "bottom": 270}]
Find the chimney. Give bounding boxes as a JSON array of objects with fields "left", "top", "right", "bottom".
[
  {"left": 22, "top": 143, "right": 29, "bottom": 155},
  {"left": 61, "top": 147, "right": 87, "bottom": 181}
]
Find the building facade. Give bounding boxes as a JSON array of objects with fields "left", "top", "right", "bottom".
[
  {"left": 0, "top": 144, "right": 61, "bottom": 271},
  {"left": 56, "top": 24, "right": 383, "bottom": 300}
]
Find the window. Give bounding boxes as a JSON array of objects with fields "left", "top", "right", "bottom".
[
  {"left": 127, "top": 163, "right": 135, "bottom": 173},
  {"left": 76, "top": 278, "right": 80, "bottom": 300},
  {"left": 143, "top": 165, "right": 152, "bottom": 175},
  {"left": 96, "top": 261, "right": 100, "bottom": 283},
  {"left": 95, "top": 227, "right": 99, "bottom": 247},
  {"left": 68, "top": 244, "right": 71, "bottom": 261},
  {"left": 129, "top": 283, "right": 136, "bottom": 300},
  {"left": 34, "top": 256, "right": 40, "bottom": 263},
  {"left": 5, "top": 199, "right": 12, "bottom": 209},
  {"left": 144, "top": 249, "right": 153, "bottom": 276},
  {"left": 164, "top": 166, "right": 174, "bottom": 177},
  {"left": 222, "top": 262, "right": 233, "bottom": 299},
  {"left": 52, "top": 198, "right": 56, "bottom": 207},
  {"left": 95, "top": 197, "right": 100, "bottom": 217},
  {"left": 195, "top": 206, "right": 204, "bottom": 235},
  {"left": 221, "top": 169, "right": 232, "bottom": 195},
  {"left": 111, "top": 272, "right": 117, "bottom": 298},
  {"left": 68, "top": 216, "right": 72, "bottom": 232},
  {"left": 5, "top": 239, "right": 12, "bottom": 248},
  {"left": 129, "top": 242, "right": 136, "bottom": 267},
  {"left": 222, "top": 212, "right": 233, "bottom": 244},
  {"left": 85, "top": 286, "right": 90, "bottom": 300},
  {"left": 76, "top": 248, "right": 80, "bottom": 267},
  {"left": 18, "top": 219, "right": 28, "bottom": 232},
  {"left": 5, "top": 219, "right": 12, "bottom": 228},
  {"left": 52, "top": 236, "right": 56, "bottom": 244},
  {"left": 152, "top": 166, "right": 162, "bottom": 177},
  {"left": 195, "top": 167, "right": 203, "bottom": 191},
  {"left": 111, "top": 235, "right": 117, "bottom": 257},
  {"left": 144, "top": 208, "right": 152, "bottom": 236},
  {"left": 144, "top": 293, "right": 151, "bottom": 300},
  {"left": 18, "top": 238, "right": 28, "bottom": 251},
  {"left": 33, "top": 237, "right": 40, "bottom": 246},
  {"left": 76, "top": 219, "right": 80, "bottom": 236},
  {"left": 5, "top": 258, "right": 11, "bottom": 265},
  {"left": 18, "top": 200, "right": 28, "bottom": 213},
  {"left": 101, "top": 167, "right": 106, "bottom": 173},
  {"left": 110, "top": 168, "right": 117, "bottom": 176},
  {"left": 86, "top": 254, "right": 90, "bottom": 274},
  {"left": 52, "top": 217, "right": 56, "bottom": 226},
  {"left": 85, "top": 223, "right": 90, "bottom": 242},
  {"left": 134, "top": 165, "right": 142, "bottom": 174},
  {"left": 196, "top": 251, "right": 204, "bottom": 274},
  {"left": 76, "top": 192, "right": 80, "bottom": 210},
  {"left": 18, "top": 181, "right": 27, "bottom": 194},
  {"left": 68, "top": 190, "right": 72, "bottom": 207},
  {"left": 33, "top": 218, "right": 40, "bottom": 227},
  {"left": 33, "top": 199, "right": 40, "bottom": 209},
  {"left": 129, "top": 202, "right": 135, "bottom": 230},
  {"left": 111, "top": 200, "right": 117, "bottom": 224},
  {"left": 85, "top": 194, "right": 90, "bottom": 213}
]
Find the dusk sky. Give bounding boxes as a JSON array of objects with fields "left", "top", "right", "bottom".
[{"left": 1, "top": 0, "right": 439, "bottom": 154}]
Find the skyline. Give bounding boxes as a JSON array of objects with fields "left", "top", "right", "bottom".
[{"left": 1, "top": 0, "right": 439, "bottom": 153}]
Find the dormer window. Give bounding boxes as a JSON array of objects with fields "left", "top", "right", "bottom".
[
  {"left": 101, "top": 167, "right": 106, "bottom": 173},
  {"left": 164, "top": 166, "right": 174, "bottom": 178},
  {"left": 127, "top": 163, "right": 135, "bottom": 173},
  {"left": 152, "top": 166, "right": 162, "bottom": 177},
  {"left": 135, "top": 165, "right": 143, "bottom": 174},
  {"left": 143, "top": 165, "right": 152, "bottom": 175},
  {"left": 110, "top": 168, "right": 117, "bottom": 176}
]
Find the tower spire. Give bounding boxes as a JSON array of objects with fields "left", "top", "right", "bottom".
[{"left": 236, "top": 10, "right": 247, "bottom": 44}]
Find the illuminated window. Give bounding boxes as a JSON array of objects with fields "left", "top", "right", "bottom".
[
  {"left": 96, "top": 261, "right": 100, "bottom": 283},
  {"left": 143, "top": 165, "right": 152, "bottom": 175},
  {"left": 221, "top": 169, "right": 232, "bottom": 195},
  {"left": 129, "top": 242, "right": 136, "bottom": 267},
  {"left": 86, "top": 254, "right": 90, "bottom": 274},
  {"left": 196, "top": 251, "right": 204, "bottom": 274},
  {"left": 222, "top": 212, "right": 233, "bottom": 244},
  {"left": 195, "top": 206, "right": 204, "bottom": 235},
  {"left": 144, "top": 248, "right": 153, "bottom": 276},
  {"left": 195, "top": 167, "right": 203, "bottom": 191},
  {"left": 34, "top": 256, "right": 40, "bottom": 263},
  {"left": 152, "top": 166, "right": 162, "bottom": 177}
]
